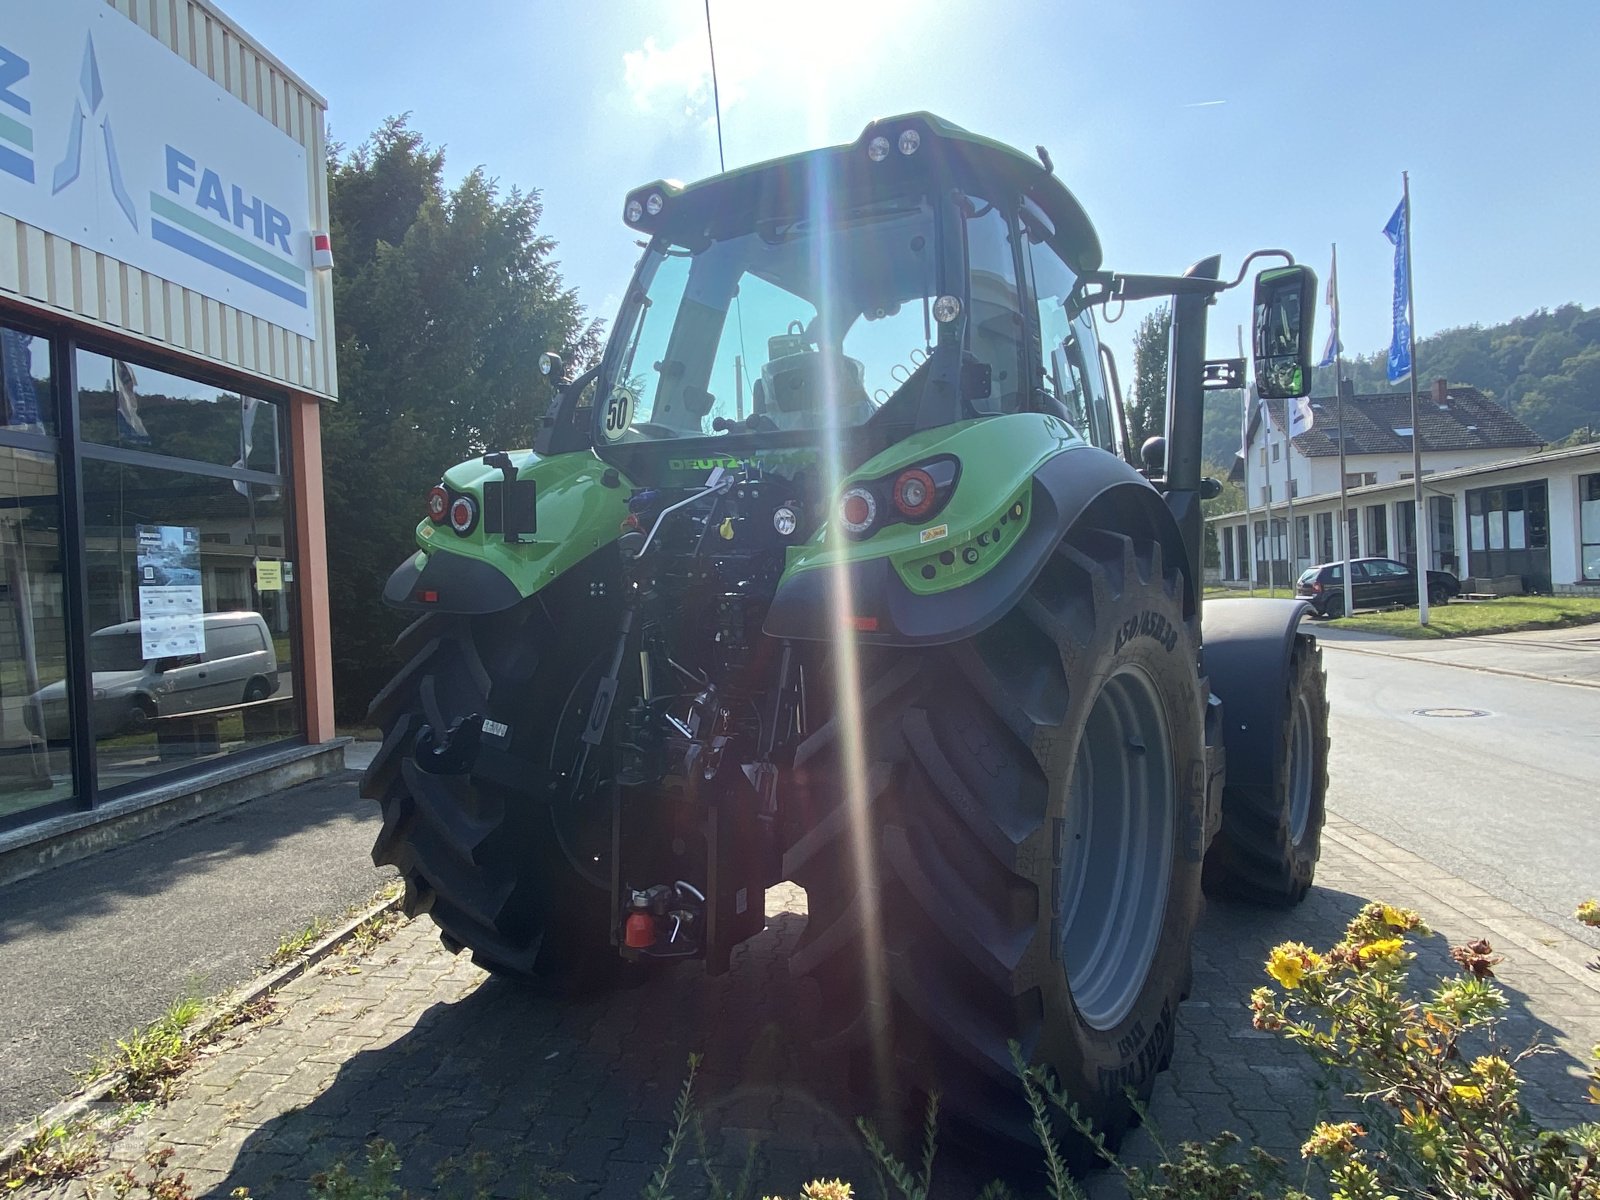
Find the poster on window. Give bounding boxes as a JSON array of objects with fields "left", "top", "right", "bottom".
[{"left": 136, "top": 524, "right": 203, "bottom": 659}]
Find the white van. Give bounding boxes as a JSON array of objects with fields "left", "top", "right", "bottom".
[{"left": 29, "top": 612, "right": 279, "bottom": 741}]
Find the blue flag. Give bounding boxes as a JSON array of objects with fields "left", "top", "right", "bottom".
[{"left": 1384, "top": 197, "right": 1412, "bottom": 383}]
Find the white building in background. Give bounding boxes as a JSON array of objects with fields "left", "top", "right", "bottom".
[
  {"left": 1238, "top": 378, "right": 1543, "bottom": 508},
  {"left": 1212, "top": 442, "right": 1600, "bottom": 596}
]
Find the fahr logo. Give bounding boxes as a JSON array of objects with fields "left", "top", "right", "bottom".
[
  {"left": 51, "top": 35, "right": 137, "bottom": 230},
  {"left": 0, "top": 42, "right": 35, "bottom": 185},
  {"left": 0, "top": 0, "right": 317, "bottom": 337},
  {"left": 164, "top": 147, "right": 293, "bottom": 254}
]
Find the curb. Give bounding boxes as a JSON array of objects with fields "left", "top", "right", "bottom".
[
  {"left": 0, "top": 890, "right": 405, "bottom": 1172},
  {"left": 1320, "top": 639, "right": 1600, "bottom": 690}
]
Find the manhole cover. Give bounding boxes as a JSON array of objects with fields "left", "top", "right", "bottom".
[{"left": 1412, "top": 707, "right": 1490, "bottom": 719}]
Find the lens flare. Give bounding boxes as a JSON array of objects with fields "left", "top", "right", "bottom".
[{"left": 806, "top": 150, "right": 894, "bottom": 1103}]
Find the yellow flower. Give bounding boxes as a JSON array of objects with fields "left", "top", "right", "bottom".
[
  {"left": 1382, "top": 904, "right": 1409, "bottom": 928},
  {"left": 1266, "top": 943, "right": 1322, "bottom": 990},
  {"left": 1300, "top": 1121, "right": 1365, "bottom": 1160},
  {"left": 801, "top": 1182, "right": 854, "bottom": 1200},
  {"left": 1358, "top": 937, "right": 1405, "bottom": 966},
  {"left": 1452, "top": 1083, "right": 1485, "bottom": 1103}
]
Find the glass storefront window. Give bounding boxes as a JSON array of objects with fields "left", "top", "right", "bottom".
[
  {"left": 76, "top": 350, "right": 279, "bottom": 473},
  {"left": 0, "top": 441, "right": 74, "bottom": 819},
  {"left": 81, "top": 451, "right": 299, "bottom": 794},
  {"left": 1, "top": 327, "right": 56, "bottom": 435}
]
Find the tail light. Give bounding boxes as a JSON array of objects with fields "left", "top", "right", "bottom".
[
  {"left": 449, "top": 495, "right": 478, "bottom": 535},
  {"left": 839, "top": 487, "right": 878, "bottom": 535},
  {"left": 891, "top": 468, "right": 937, "bottom": 520},
  {"left": 837, "top": 455, "right": 959, "bottom": 540},
  {"left": 426, "top": 486, "right": 448, "bottom": 523},
  {"left": 832, "top": 454, "right": 953, "bottom": 540}
]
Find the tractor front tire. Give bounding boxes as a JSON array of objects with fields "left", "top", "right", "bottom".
[
  {"left": 1202, "top": 634, "right": 1328, "bottom": 907},
  {"left": 361, "top": 587, "right": 621, "bottom": 992},
  {"left": 787, "top": 529, "right": 1207, "bottom": 1163}
]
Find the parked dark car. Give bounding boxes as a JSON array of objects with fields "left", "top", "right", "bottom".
[{"left": 1295, "top": 557, "right": 1460, "bottom": 618}]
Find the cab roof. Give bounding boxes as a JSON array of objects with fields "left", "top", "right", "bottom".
[{"left": 623, "top": 111, "right": 1104, "bottom": 274}]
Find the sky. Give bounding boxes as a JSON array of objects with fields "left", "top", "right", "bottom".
[{"left": 225, "top": 0, "right": 1600, "bottom": 384}]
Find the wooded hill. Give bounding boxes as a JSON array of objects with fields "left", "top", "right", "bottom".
[{"left": 1199, "top": 302, "right": 1600, "bottom": 465}]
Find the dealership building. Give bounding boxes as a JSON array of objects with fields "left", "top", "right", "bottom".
[{"left": 0, "top": 0, "right": 340, "bottom": 859}]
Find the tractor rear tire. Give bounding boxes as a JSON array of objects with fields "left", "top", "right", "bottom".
[
  {"left": 786, "top": 529, "right": 1208, "bottom": 1164},
  {"left": 1202, "top": 634, "right": 1328, "bottom": 907},
  {"left": 361, "top": 586, "right": 621, "bottom": 992}
]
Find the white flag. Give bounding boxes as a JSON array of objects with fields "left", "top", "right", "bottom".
[{"left": 1289, "top": 396, "right": 1315, "bottom": 438}]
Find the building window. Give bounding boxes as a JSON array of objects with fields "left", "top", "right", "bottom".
[
  {"left": 1396, "top": 499, "right": 1417, "bottom": 565},
  {"left": 0, "top": 327, "right": 73, "bottom": 823},
  {"left": 1271, "top": 443, "right": 1280, "bottom": 462},
  {"left": 1295, "top": 515, "right": 1310, "bottom": 562},
  {"left": 1260, "top": 485, "right": 1269, "bottom": 506},
  {"left": 76, "top": 349, "right": 301, "bottom": 797},
  {"left": 1582, "top": 475, "right": 1600, "bottom": 581},
  {"left": 1346, "top": 507, "right": 1360, "bottom": 558},
  {"left": 1222, "top": 525, "right": 1235, "bottom": 579},
  {"left": 1431, "top": 495, "right": 1457, "bottom": 575},
  {"left": 1366, "top": 504, "right": 1388, "bottom": 557},
  {"left": 1466, "top": 483, "right": 1548, "bottom": 557},
  {"left": 1317, "top": 511, "right": 1334, "bottom": 562},
  {"left": 1344, "top": 472, "right": 1377, "bottom": 488}
]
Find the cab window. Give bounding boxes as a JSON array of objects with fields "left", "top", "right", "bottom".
[
  {"left": 1024, "top": 227, "right": 1117, "bottom": 453},
  {"left": 960, "top": 199, "right": 1027, "bottom": 415}
]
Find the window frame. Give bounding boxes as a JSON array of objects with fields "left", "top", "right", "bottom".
[{"left": 0, "top": 309, "right": 306, "bottom": 832}]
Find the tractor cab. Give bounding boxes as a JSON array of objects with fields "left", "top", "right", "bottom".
[{"left": 582, "top": 113, "right": 1120, "bottom": 486}]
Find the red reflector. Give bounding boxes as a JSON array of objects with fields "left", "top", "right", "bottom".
[
  {"left": 418, "top": 590, "right": 439, "bottom": 604},
  {"left": 842, "top": 494, "right": 871, "bottom": 527},
  {"left": 426, "top": 485, "right": 449, "bottom": 522},
  {"left": 624, "top": 912, "right": 656, "bottom": 948},
  {"left": 892, "top": 468, "right": 937, "bottom": 519},
  {"left": 848, "top": 615, "right": 880, "bottom": 632}
]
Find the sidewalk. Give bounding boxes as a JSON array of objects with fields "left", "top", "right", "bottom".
[
  {"left": 0, "top": 769, "right": 395, "bottom": 1140},
  {"left": 12, "top": 814, "right": 1597, "bottom": 1200},
  {"left": 1313, "top": 621, "right": 1600, "bottom": 686}
]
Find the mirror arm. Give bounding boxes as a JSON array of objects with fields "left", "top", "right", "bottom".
[
  {"left": 533, "top": 365, "right": 600, "bottom": 456},
  {"left": 1072, "top": 250, "right": 1298, "bottom": 317}
]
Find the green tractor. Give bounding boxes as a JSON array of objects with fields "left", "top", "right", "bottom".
[{"left": 362, "top": 113, "right": 1328, "bottom": 1158}]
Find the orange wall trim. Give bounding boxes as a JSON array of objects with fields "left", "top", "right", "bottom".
[{"left": 289, "top": 393, "right": 335, "bottom": 742}]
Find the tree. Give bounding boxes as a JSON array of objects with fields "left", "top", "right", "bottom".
[
  {"left": 1126, "top": 305, "right": 1171, "bottom": 451},
  {"left": 322, "top": 117, "right": 601, "bottom": 722}
]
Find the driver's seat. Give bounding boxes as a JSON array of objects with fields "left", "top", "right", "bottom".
[{"left": 755, "top": 349, "right": 873, "bottom": 431}]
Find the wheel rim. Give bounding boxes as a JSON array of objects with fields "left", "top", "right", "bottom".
[
  {"left": 1287, "top": 690, "right": 1315, "bottom": 845},
  {"left": 1059, "top": 665, "right": 1176, "bottom": 1031}
]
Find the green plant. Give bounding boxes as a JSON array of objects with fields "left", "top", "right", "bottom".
[
  {"left": 1, "top": 1120, "right": 100, "bottom": 1190},
  {"left": 104, "top": 1147, "right": 197, "bottom": 1200},
  {"left": 1252, "top": 901, "right": 1600, "bottom": 1200},
  {"left": 88, "top": 994, "right": 205, "bottom": 1102},
  {"left": 268, "top": 915, "right": 331, "bottom": 967},
  {"left": 309, "top": 1139, "right": 400, "bottom": 1200}
]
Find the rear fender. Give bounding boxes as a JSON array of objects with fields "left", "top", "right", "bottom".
[
  {"left": 764, "top": 415, "right": 1193, "bottom": 645},
  {"left": 1201, "top": 598, "right": 1315, "bottom": 793},
  {"left": 382, "top": 451, "right": 631, "bottom": 615}
]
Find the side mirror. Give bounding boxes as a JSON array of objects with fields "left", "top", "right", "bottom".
[
  {"left": 539, "top": 351, "right": 566, "bottom": 385},
  {"left": 1252, "top": 265, "right": 1317, "bottom": 399}
]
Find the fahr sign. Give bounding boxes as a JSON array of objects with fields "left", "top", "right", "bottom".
[{"left": 0, "top": 0, "right": 315, "bottom": 339}]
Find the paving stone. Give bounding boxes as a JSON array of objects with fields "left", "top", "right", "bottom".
[{"left": 11, "top": 821, "right": 1596, "bottom": 1200}]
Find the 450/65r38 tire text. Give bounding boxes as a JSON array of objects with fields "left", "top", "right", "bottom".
[
  {"left": 785, "top": 529, "right": 1208, "bottom": 1163},
  {"left": 360, "top": 575, "right": 622, "bottom": 993}
]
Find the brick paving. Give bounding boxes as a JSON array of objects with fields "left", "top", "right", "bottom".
[{"left": 19, "top": 812, "right": 1599, "bottom": 1200}]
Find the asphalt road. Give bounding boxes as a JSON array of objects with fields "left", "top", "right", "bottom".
[
  {"left": 0, "top": 769, "right": 394, "bottom": 1142},
  {"left": 1321, "top": 635, "right": 1600, "bottom": 950}
]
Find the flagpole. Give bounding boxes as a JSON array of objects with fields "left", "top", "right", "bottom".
[
  {"left": 1331, "top": 244, "right": 1353, "bottom": 618},
  {"left": 1239, "top": 324, "right": 1255, "bottom": 596},
  {"left": 1284, "top": 406, "right": 1296, "bottom": 588},
  {"left": 1402, "top": 172, "right": 1430, "bottom": 626}
]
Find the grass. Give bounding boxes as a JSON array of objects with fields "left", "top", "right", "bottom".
[
  {"left": 268, "top": 915, "right": 332, "bottom": 967},
  {"left": 84, "top": 994, "right": 207, "bottom": 1103},
  {"left": 1330, "top": 594, "right": 1600, "bottom": 638},
  {"left": 0, "top": 1120, "right": 101, "bottom": 1190}
]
